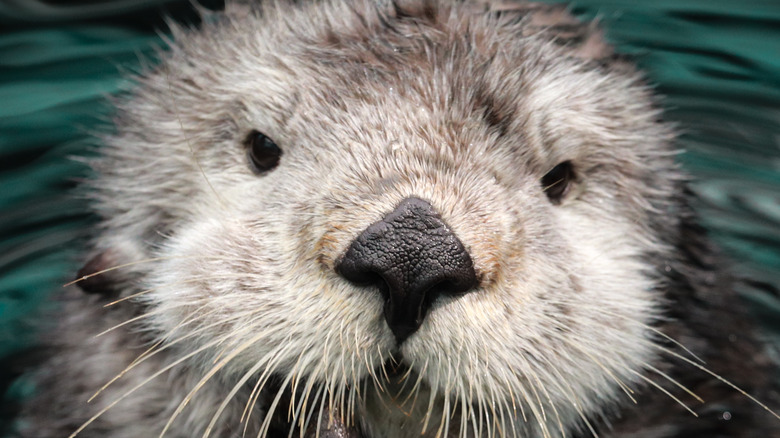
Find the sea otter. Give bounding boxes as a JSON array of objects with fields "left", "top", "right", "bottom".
[{"left": 15, "top": 1, "right": 779, "bottom": 437}]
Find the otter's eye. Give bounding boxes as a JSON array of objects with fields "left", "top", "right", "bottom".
[
  {"left": 541, "top": 160, "right": 575, "bottom": 205},
  {"left": 245, "top": 130, "right": 282, "bottom": 173}
]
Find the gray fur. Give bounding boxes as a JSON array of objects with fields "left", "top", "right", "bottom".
[{"left": 16, "top": 1, "right": 779, "bottom": 437}]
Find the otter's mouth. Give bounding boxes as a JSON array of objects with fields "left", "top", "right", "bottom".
[
  {"left": 264, "top": 361, "right": 412, "bottom": 438},
  {"left": 265, "top": 389, "right": 362, "bottom": 438}
]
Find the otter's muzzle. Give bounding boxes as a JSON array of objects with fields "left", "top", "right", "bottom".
[{"left": 336, "top": 197, "right": 477, "bottom": 343}]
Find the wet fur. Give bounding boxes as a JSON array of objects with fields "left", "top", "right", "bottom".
[{"left": 15, "top": 1, "right": 779, "bottom": 437}]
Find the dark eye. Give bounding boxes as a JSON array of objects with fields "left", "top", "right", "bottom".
[
  {"left": 245, "top": 130, "right": 282, "bottom": 173},
  {"left": 541, "top": 160, "right": 575, "bottom": 204}
]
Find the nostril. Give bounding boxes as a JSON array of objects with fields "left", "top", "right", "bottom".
[
  {"left": 426, "top": 281, "right": 456, "bottom": 300},
  {"left": 341, "top": 269, "right": 382, "bottom": 288},
  {"left": 339, "top": 269, "right": 391, "bottom": 299},
  {"left": 335, "top": 197, "right": 478, "bottom": 343}
]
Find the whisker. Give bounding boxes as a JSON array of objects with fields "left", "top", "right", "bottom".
[
  {"left": 258, "top": 371, "right": 296, "bottom": 438},
  {"left": 504, "top": 367, "right": 528, "bottom": 425},
  {"left": 105, "top": 272, "right": 253, "bottom": 307},
  {"left": 568, "top": 342, "right": 637, "bottom": 404},
  {"left": 313, "top": 384, "right": 329, "bottom": 438},
  {"left": 419, "top": 355, "right": 440, "bottom": 435},
  {"left": 159, "top": 327, "right": 277, "bottom": 437},
  {"left": 287, "top": 341, "right": 316, "bottom": 426},
  {"left": 401, "top": 357, "right": 428, "bottom": 411},
  {"left": 627, "top": 369, "right": 698, "bottom": 417},
  {"left": 373, "top": 344, "right": 387, "bottom": 395},
  {"left": 64, "top": 255, "right": 205, "bottom": 288},
  {"left": 285, "top": 348, "right": 311, "bottom": 438},
  {"left": 294, "top": 365, "right": 323, "bottom": 436},
  {"left": 241, "top": 342, "right": 297, "bottom": 435},
  {"left": 526, "top": 373, "right": 552, "bottom": 438},
  {"left": 656, "top": 344, "right": 780, "bottom": 421},
  {"left": 347, "top": 378, "right": 358, "bottom": 428},
  {"left": 89, "top": 305, "right": 231, "bottom": 402},
  {"left": 506, "top": 348, "right": 552, "bottom": 438},
  {"left": 202, "top": 353, "right": 269, "bottom": 438},
  {"left": 645, "top": 363, "right": 704, "bottom": 403},
  {"left": 94, "top": 311, "right": 157, "bottom": 338},
  {"left": 594, "top": 307, "right": 705, "bottom": 365},
  {"left": 435, "top": 359, "right": 453, "bottom": 438},
  {"left": 163, "top": 66, "right": 228, "bottom": 209},
  {"left": 301, "top": 383, "right": 328, "bottom": 437},
  {"left": 534, "top": 347, "right": 600, "bottom": 438},
  {"left": 458, "top": 383, "right": 469, "bottom": 438},
  {"left": 69, "top": 335, "right": 229, "bottom": 438},
  {"left": 532, "top": 366, "right": 564, "bottom": 438}
]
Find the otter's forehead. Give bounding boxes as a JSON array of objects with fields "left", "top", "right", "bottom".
[
  {"left": 230, "top": 4, "right": 655, "bottom": 172},
  {"left": 175, "top": 1, "right": 654, "bottom": 168}
]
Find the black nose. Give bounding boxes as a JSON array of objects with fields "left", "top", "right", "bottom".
[{"left": 336, "top": 197, "right": 478, "bottom": 343}]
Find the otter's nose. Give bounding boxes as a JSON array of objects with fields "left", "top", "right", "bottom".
[{"left": 336, "top": 197, "right": 477, "bottom": 343}]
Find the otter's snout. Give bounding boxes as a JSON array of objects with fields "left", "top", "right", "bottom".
[{"left": 336, "top": 197, "right": 477, "bottom": 343}]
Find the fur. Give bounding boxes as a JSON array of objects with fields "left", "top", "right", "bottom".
[{"left": 15, "top": 1, "right": 779, "bottom": 437}]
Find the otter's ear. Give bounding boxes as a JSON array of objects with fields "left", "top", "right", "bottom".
[
  {"left": 73, "top": 239, "right": 145, "bottom": 297},
  {"left": 487, "top": 2, "right": 614, "bottom": 62},
  {"left": 74, "top": 249, "right": 123, "bottom": 297}
]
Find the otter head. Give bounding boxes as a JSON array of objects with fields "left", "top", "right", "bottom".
[{"left": 89, "top": 0, "right": 682, "bottom": 436}]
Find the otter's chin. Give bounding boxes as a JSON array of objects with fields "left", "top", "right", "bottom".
[{"left": 264, "top": 359, "right": 422, "bottom": 438}]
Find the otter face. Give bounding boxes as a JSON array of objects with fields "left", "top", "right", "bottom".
[{"left": 93, "top": 1, "right": 683, "bottom": 436}]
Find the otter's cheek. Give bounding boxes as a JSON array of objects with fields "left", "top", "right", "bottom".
[
  {"left": 146, "top": 216, "right": 396, "bottom": 379},
  {"left": 140, "top": 218, "right": 291, "bottom": 366}
]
